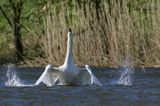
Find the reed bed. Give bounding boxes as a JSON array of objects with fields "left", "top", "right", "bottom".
[
  {"left": 36, "top": 0, "right": 160, "bottom": 67},
  {"left": 1, "top": 0, "right": 160, "bottom": 67}
]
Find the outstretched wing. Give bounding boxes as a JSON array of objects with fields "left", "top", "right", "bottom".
[
  {"left": 35, "top": 64, "right": 60, "bottom": 86},
  {"left": 79, "top": 65, "right": 102, "bottom": 86}
]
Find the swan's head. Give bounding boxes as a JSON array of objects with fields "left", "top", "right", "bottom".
[
  {"left": 69, "top": 28, "right": 71, "bottom": 32},
  {"left": 68, "top": 28, "right": 72, "bottom": 37}
]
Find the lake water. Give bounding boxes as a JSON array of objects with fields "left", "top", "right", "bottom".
[{"left": 0, "top": 66, "right": 159, "bottom": 106}]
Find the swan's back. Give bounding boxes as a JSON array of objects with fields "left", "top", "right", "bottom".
[{"left": 59, "top": 64, "right": 80, "bottom": 85}]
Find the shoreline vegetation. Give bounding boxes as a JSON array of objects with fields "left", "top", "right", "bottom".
[{"left": 0, "top": 0, "right": 160, "bottom": 67}]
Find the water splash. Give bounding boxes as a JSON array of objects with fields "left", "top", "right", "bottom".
[
  {"left": 117, "top": 58, "right": 134, "bottom": 86},
  {"left": 5, "top": 64, "right": 34, "bottom": 87},
  {"left": 5, "top": 64, "right": 22, "bottom": 86}
]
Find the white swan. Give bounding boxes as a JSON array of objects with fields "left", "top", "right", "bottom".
[{"left": 35, "top": 29, "right": 102, "bottom": 86}]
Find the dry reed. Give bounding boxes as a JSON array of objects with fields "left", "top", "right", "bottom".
[{"left": 31, "top": 0, "right": 160, "bottom": 67}]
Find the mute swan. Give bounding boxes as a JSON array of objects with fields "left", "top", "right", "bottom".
[{"left": 36, "top": 29, "right": 102, "bottom": 86}]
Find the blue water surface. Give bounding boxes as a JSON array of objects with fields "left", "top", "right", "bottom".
[{"left": 0, "top": 66, "right": 159, "bottom": 106}]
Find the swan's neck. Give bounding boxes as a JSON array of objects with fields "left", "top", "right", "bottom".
[{"left": 64, "top": 32, "right": 74, "bottom": 66}]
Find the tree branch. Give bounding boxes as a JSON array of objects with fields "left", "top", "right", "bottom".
[
  {"left": 8, "top": 0, "right": 16, "bottom": 9},
  {"left": 17, "top": 0, "right": 24, "bottom": 20},
  {"left": 0, "top": 6, "right": 13, "bottom": 28}
]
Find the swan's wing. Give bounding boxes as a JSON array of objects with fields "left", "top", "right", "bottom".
[
  {"left": 35, "top": 64, "right": 60, "bottom": 86},
  {"left": 79, "top": 65, "right": 102, "bottom": 86},
  {"left": 85, "top": 65, "right": 102, "bottom": 86}
]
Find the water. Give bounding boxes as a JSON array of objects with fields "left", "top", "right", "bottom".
[{"left": 0, "top": 66, "right": 159, "bottom": 106}]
